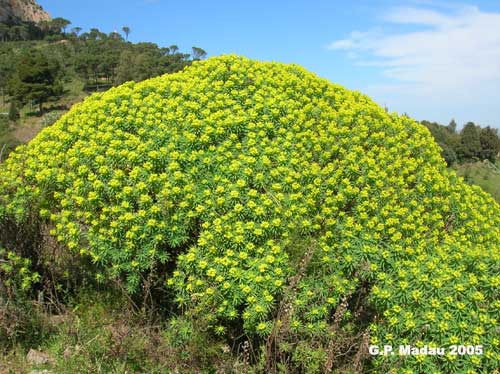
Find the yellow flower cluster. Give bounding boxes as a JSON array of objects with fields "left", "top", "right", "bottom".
[{"left": 0, "top": 55, "right": 498, "bottom": 373}]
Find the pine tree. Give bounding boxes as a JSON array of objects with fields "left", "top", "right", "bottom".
[
  {"left": 479, "top": 126, "right": 500, "bottom": 162},
  {"left": 458, "top": 122, "right": 481, "bottom": 162},
  {"left": 7, "top": 50, "right": 63, "bottom": 113},
  {"left": 447, "top": 119, "right": 457, "bottom": 133}
]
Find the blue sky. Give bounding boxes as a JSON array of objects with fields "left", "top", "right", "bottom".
[{"left": 38, "top": 0, "right": 500, "bottom": 129}]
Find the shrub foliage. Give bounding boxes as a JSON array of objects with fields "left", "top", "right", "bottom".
[{"left": 0, "top": 55, "right": 499, "bottom": 373}]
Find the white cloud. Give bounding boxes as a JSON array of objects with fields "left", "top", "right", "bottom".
[
  {"left": 328, "top": 5, "right": 500, "bottom": 127},
  {"left": 384, "top": 6, "right": 466, "bottom": 26}
]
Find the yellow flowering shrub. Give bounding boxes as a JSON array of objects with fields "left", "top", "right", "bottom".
[
  {"left": 0, "top": 248, "right": 40, "bottom": 293},
  {"left": 0, "top": 55, "right": 499, "bottom": 372}
]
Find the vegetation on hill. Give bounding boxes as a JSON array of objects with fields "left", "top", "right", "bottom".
[
  {"left": 421, "top": 119, "right": 500, "bottom": 166},
  {"left": 1, "top": 55, "right": 499, "bottom": 373},
  {"left": 0, "top": 18, "right": 206, "bottom": 88},
  {"left": 419, "top": 119, "right": 500, "bottom": 202},
  {"left": 0, "top": 18, "right": 206, "bottom": 161}
]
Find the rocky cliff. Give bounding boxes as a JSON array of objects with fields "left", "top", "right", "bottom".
[{"left": 0, "top": 0, "right": 51, "bottom": 23}]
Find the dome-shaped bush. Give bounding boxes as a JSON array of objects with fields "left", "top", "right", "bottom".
[{"left": 1, "top": 55, "right": 499, "bottom": 373}]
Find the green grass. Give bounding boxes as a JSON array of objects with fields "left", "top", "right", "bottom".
[
  {"left": 452, "top": 160, "right": 500, "bottom": 202},
  {"left": 0, "top": 288, "right": 256, "bottom": 374}
]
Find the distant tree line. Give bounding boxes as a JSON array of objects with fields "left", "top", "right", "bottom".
[
  {"left": 421, "top": 119, "right": 500, "bottom": 165},
  {"left": 0, "top": 17, "right": 73, "bottom": 42}
]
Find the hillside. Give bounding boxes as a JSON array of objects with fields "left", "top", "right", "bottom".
[
  {"left": 0, "top": 21, "right": 206, "bottom": 162},
  {"left": 0, "top": 0, "right": 50, "bottom": 23}
]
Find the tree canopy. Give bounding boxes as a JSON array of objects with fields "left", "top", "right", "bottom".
[
  {"left": 7, "top": 49, "right": 62, "bottom": 112},
  {"left": 421, "top": 119, "right": 500, "bottom": 164}
]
